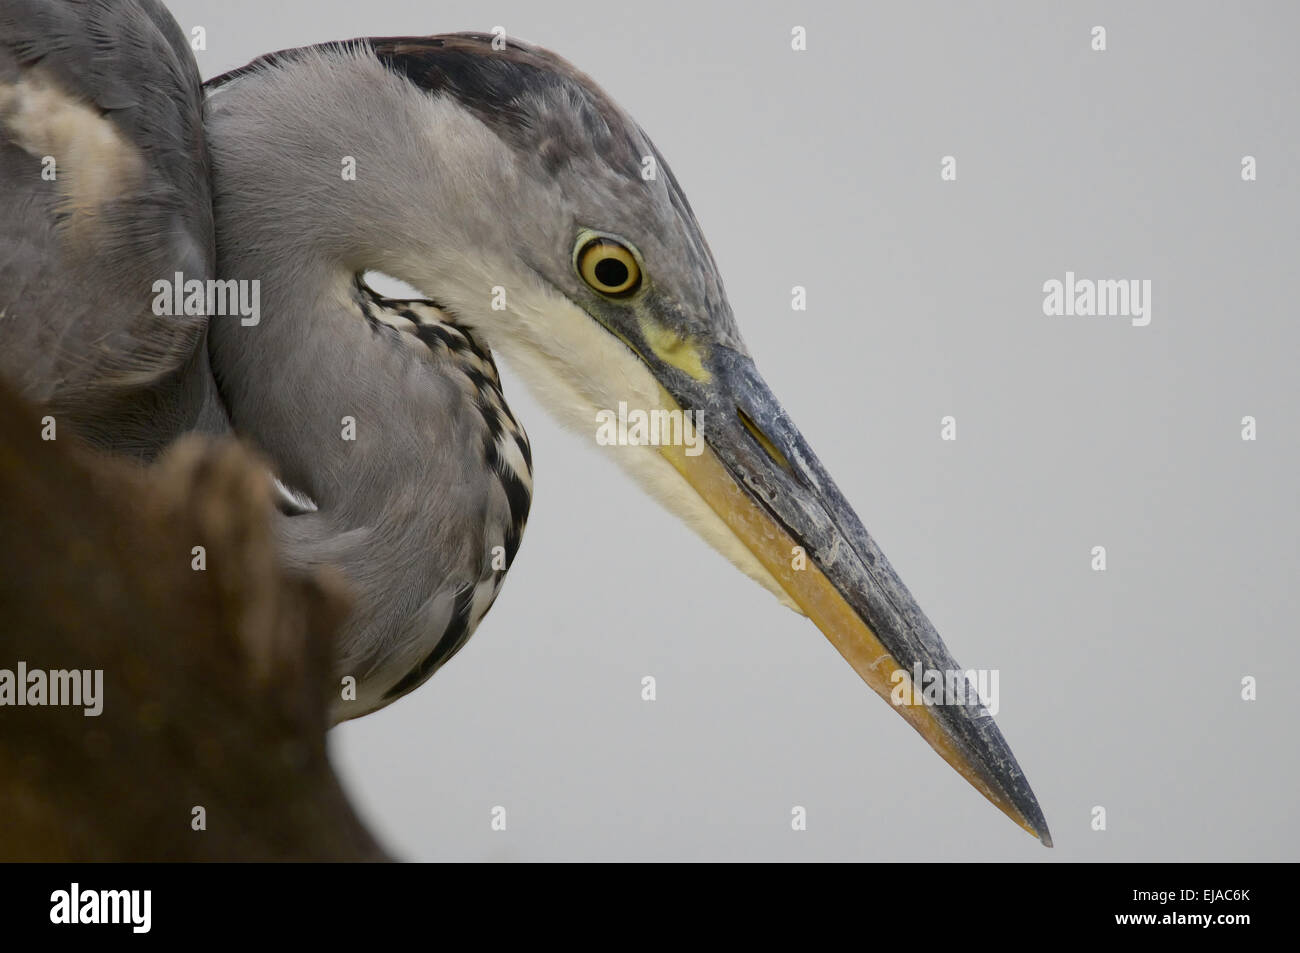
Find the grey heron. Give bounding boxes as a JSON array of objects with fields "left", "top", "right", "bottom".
[{"left": 0, "top": 0, "right": 1051, "bottom": 845}]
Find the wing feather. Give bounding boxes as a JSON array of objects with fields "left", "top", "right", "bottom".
[{"left": 0, "top": 0, "right": 217, "bottom": 454}]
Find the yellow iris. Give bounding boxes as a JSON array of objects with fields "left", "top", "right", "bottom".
[{"left": 577, "top": 238, "right": 641, "bottom": 296}]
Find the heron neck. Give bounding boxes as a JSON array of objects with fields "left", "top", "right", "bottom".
[
  {"left": 201, "top": 65, "right": 499, "bottom": 693},
  {"left": 201, "top": 53, "right": 456, "bottom": 506}
]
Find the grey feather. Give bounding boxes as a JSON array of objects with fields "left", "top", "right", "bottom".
[{"left": 0, "top": 0, "right": 221, "bottom": 456}]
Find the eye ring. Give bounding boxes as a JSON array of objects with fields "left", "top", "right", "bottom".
[{"left": 576, "top": 237, "right": 642, "bottom": 297}]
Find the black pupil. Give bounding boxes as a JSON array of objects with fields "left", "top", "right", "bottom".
[{"left": 593, "top": 256, "right": 629, "bottom": 288}]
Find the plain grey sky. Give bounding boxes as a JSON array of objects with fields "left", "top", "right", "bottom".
[{"left": 169, "top": 0, "right": 1299, "bottom": 861}]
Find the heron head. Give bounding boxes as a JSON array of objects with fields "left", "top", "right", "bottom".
[{"left": 373, "top": 33, "right": 1047, "bottom": 843}]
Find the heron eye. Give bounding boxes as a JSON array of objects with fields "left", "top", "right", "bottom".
[{"left": 577, "top": 238, "right": 641, "bottom": 297}]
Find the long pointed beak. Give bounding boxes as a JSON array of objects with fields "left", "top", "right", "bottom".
[{"left": 658, "top": 345, "right": 1051, "bottom": 845}]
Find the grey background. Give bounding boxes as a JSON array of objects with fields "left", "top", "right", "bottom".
[{"left": 170, "top": 0, "right": 1299, "bottom": 860}]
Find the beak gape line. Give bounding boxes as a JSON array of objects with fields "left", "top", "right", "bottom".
[
  {"left": 595, "top": 402, "right": 705, "bottom": 457},
  {"left": 891, "top": 664, "right": 1001, "bottom": 717}
]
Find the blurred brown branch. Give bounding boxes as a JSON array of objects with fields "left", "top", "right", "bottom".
[{"left": 0, "top": 380, "right": 387, "bottom": 860}]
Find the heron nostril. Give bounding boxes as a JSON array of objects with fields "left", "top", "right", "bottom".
[{"left": 736, "top": 408, "right": 789, "bottom": 471}]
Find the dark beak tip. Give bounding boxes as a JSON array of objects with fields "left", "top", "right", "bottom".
[{"left": 1036, "top": 825, "right": 1054, "bottom": 848}]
